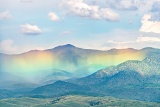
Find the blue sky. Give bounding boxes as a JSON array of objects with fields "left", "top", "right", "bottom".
[{"left": 0, "top": 0, "right": 160, "bottom": 54}]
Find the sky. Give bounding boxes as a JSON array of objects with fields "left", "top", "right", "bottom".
[{"left": 0, "top": 0, "right": 160, "bottom": 54}]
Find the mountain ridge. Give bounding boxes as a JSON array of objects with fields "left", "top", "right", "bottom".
[{"left": 1, "top": 44, "right": 159, "bottom": 55}]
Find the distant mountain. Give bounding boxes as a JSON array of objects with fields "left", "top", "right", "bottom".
[
  {"left": 1, "top": 44, "right": 160, "bottom": 83},
  {"left": 0, "top": 71, "right": 38, "bottom": 92},
  {"left": 40, "top": 69, "right": 73, "bottom": 85}
]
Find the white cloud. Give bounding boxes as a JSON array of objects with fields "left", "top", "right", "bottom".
[
  {"left": 107, "top": 34, "right": 160, "bottom": 44},
  {"left": 84, "top": 0, "right": 160, "bottom": 13},
  {"left": 0, "top": 11, "right": 12, "bottom": 20},
  {"left": 60, "top": 0, "right": 119, "bottom": 21},
  {"left": 0, "top": 39, "right": 17, "bottom": 53},
  {"left": 139, "top": 14, "right": 160, "bottom": 34},
  {"left": 20, "top": 24, "right": 42, "bottom": 35},
  {"left": 137, "top": 36, "right": 160, "bottom": 42},
  {"left": 100, "top": 32, "right": 160, "bottom": 49},
  {"left": 48, "top": 12, "right": 60, "bottom": 21}
]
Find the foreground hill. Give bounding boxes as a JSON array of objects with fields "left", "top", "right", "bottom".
[{"left": 0, "top": 95, "right": 160, "bottom": 107}]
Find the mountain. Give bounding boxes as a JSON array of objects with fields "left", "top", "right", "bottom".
[
  {"left": 76, "top": 53, "right": 160, "bottom": 102},
  {"left": 0, "top": 71, "right": 38, "bottom": 92},
  {"left": 30, "top": 53, "right": 160, "bottom": 102},
  {"left": 0, "top": 89, "right": 15, "bottom": 99},
  {"left": 70, "top": 69, "right": 113, "bottom": 85},
  {"left": 99, "top": 70, "right": 144, "bottom": 88},
  {"left": 30, "top": 80, "right": 90, "bottom": 96},
  {"left": 104, "top": 53, "right": 160, "bottom": 77},
  {"left": 1, "top": 44, "right": 159, "bottom": 83},
  {"left": 40, "top": 69, "right": 73, "bottom": 85},
  {"left": 74, "top": 52, "right": 160, "bottom": 87}
]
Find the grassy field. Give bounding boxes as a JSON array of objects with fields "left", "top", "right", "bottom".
[{"left": 0, "top": 95, "right": 160, "bottom": 107}]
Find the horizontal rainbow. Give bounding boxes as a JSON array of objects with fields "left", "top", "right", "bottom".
[{"left": 0, "top": 48, "right": 146, "bottom": 81}]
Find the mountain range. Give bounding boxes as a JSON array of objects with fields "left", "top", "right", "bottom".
[
  {"left": 0, "top": 44, "right": 160, "bottom": 102},
  {"left": 0, "top": 44, "right": 159, "bottom": 83},
  {"left": 30, "top": 53, "right": 160, "bottom": 102}
]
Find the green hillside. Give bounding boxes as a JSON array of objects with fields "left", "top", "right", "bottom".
[{"left": 0, "top": 95, "right": 160, "bottom": 107}]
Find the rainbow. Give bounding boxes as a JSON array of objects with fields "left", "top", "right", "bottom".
[{"left": 0, "top": 48, "right": 145, "bottom": 81}]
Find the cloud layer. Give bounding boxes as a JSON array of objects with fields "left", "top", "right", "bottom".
[{"left": 20, "top": 24, "right": 42, "bottom": 35}]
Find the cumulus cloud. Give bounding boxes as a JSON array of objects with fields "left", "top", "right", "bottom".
[
  {"left": 48, "top": 12, "right": 60, "bottom": 21},
  {"left": 0, "top": 39, "right": 17, "bottom": 53},
  {"left": 139, "top": 14, "right": 160, "bottom": 34},
  {"left": 60, "top": 0, "right": 119, "bottom": 21},
  {"left": 0, "top": 11, "right": 12, "bottom": 20},
  {"left": 20, "top": 24, "right": 42, "bottom": 35}
]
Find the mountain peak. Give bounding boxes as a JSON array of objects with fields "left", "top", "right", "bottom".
[
  {"left": 54, "top": 44, "right": 75, "bottom": 49},
  {"left": 51, "top": 44, "right": 77, "bottom": 51},
  {"left": 64, "top": 44, "right": 75, "bottom": 47}
]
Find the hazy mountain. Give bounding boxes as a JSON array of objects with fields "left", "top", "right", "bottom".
[
  {"left": 0, "top": 71, "right": 38, "bottom": 92},
  {"left": 40, "top": 69, "right": 73, "bottom": 85}
]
